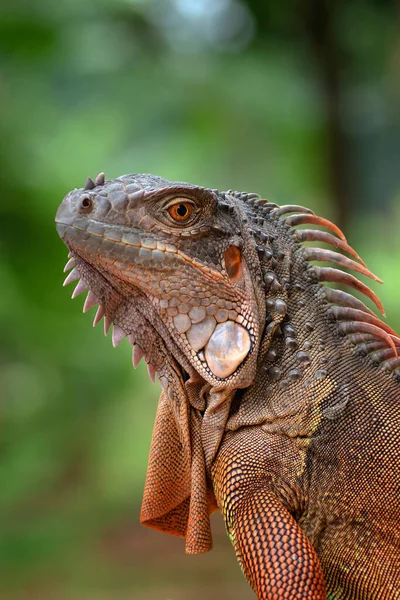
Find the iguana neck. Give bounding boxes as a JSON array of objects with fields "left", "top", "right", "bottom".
[{"left": 226, "top": 223, "right": 358, "bottom": 436}]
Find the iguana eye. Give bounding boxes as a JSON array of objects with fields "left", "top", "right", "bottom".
[{"left": 168, "top": 201, "right": 194, "bottom": 223}]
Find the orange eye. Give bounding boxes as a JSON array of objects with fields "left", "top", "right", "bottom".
[{"left": 168, "top": 201, "right": 194, "bottom": 222}]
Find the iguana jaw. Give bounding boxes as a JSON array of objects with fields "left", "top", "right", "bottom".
[
  {"left": 55, "top": 176, "right": 266, "bottom": 390},
  {"left": 60, "top": 243, "right": 210, "bottom": 391}
]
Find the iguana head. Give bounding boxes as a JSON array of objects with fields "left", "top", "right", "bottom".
[{"left": 55, "top": 173, "right": 267, "bottom": 390}]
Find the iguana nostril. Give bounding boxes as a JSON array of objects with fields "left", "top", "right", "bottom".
[{"left": 79, "top": 197, "right": 93, "bottom": 212}]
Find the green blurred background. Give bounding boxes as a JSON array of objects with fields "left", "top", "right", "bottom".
[{"left": 1, "top": 1, "right": 399, "bottom": 598}]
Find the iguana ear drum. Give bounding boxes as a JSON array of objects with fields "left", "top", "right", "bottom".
[
  {"left": 204, "top": 321, "right": 251, "bottom": 378},
  {"left": 224, "top": 246, "right": 242, "bottom": 280}
]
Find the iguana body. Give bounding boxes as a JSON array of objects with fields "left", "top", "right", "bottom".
[{"left": 55, "top": 173, "right": 400, "bottom": 599}]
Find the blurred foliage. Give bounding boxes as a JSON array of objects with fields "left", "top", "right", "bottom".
[{"left": 0, "top": 0, "right": 399, "bottom": 598}]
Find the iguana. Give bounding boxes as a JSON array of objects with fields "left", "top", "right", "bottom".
[{"left": 55, "top": 173, "right": 400, "bottom": 599}]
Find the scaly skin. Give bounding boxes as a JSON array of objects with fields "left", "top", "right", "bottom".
[{"left": 56, "top": 173, "right": 400, "bottom": 599}]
